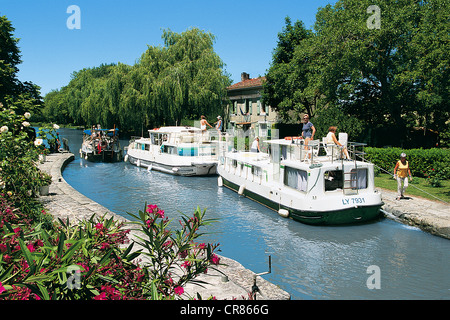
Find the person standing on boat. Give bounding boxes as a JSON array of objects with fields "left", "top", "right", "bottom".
[
  {"left": 326, "top": 126, "right": 350, "bottom": 160},
  {"left": 301, "top": 114, "right": 315, "bottom": 142},
  {"left": 394, "top": 153, "right": 412, "bottom": 200},
  {"left": 200, "top": 115, "right": 212, "bottom": 132},
  {"left": 251, "top": 136, "right": 260, "bottom": 153},
  {"left": 200, "top": 115, "right": 213, "bottom": 142},
  {"left": 215, "top": 116, "right": 223, "bottom": 135},
  {"left": 301, "top": 114, "right": 315, "bottom": 158}
]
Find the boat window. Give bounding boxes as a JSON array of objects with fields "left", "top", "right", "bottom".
[
  {"left": 163, "top": 145, "right": 178, "bottom": 155},
  {"left": 252, "top": 166, "right": 262, "bottom": 177},
  {"left": 324, "top": 170, "right": 343, "bottom": 191},
  {"left": 144, "top": 144, "right": 150, "bottom": 151},
  {"left": 232, "top": 159, "right": 237, "bottom": 168},
  {"left": 284, "top": 167, "right": 308, "bottom": 192},
  {"left": 350, "top": 168, "right": 368, "bottom": 189}
]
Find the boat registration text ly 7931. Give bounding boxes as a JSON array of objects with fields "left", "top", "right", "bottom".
[{"left": 342, "top": 197, "right": 366, "bottom": 205}]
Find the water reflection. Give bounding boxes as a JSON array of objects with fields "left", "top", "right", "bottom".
[{"left": 59, "top": 128, "right": 450, "bottom": 300}]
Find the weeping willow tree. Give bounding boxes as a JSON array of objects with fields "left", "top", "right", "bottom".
[{"left": 42, "top": 28, "right": 231, "bottom": 133}]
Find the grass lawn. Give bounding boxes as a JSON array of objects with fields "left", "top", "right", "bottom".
[{"left": 374, "top": 173, "right": 450, "bottom": 203}]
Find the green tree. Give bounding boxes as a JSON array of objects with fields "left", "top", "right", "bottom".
[
  {"left": 263, "top": 0, "right": 449, "bottom": 147},
  {"left": 42, "top": 28, "right": 231, "bottom": 134},
  {"left": 0, "top": 16, "right": 43, "bottom": 117},
  {"left": 262, "top": 17, "right": 315, "bottom": 122}
]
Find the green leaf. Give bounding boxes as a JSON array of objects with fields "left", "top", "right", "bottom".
[
  {"left": 18, "top": 238, "right": 36, "bottom": 275},
  {"left": 61, "top": 240, "right": 83, "bottom": 262},
  {"left": 57, "top": 231, "right": 66, "bottom": 258}
]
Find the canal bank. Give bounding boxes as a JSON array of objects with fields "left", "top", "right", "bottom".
[
  {"left": 380, "top": 189, "right": 450, "bottom": 240},
  {"left": 37, "top": 152, "right": 291, "bottom": 300}
]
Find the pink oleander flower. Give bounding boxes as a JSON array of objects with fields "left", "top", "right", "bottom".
[
  {"left": 35, "top": 239, "right": 44, "bottom": 247},
  {"left": 174, "top": 286, "right": 184, "bottom": 295},
  {"left": 181, "top": 260, "right": 190, "bottom": 269},
  {"left": 100, "top": 242, "right": 110, "bottom": 250},
  {"left": 0, "top": 243, "right": 6, "bottom": 253},
  {"left": 94, "top": 292, "right": 107, "bottom": 300},
  {"left": 95, "top": 223, "right": 104, "bottom": 231},
  {"left": 0, "top": 282, "right": 6, "bottom": 294},
  {"left": 146, "top": 204, "right": 158, "bottom": 213},
  {"left": 210, "top": 254, "right": 220, "bottom": 265},
  {"left": 26, "top": 243, "right": 35, "bottom": 252},
  {"left": 198, "top": 243, "right": 206, "bottom": 250},
  {"left": 76, "top": 263, "right": 89, "bottom": 272},
  {"left": 157, "top": 209, "right": 165, "bottom": 218}
]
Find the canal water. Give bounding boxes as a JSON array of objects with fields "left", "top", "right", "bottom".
[{"left": 60, "top": 128, "right": 449, "bottom": 300}]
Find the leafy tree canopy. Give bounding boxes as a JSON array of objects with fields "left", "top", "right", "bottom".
[
  {"left": 43, "top": 28, "right": 231, "bottom": 134},
  {"left": 263, "top": 0, "right": 449, "bottom": 147}
]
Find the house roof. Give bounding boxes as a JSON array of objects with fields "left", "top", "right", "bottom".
[{"left": 227, "top": 76, "right": 266, "bottom": 91}]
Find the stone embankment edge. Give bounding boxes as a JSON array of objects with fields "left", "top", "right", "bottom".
[
  {"left": 38, "top": 153, "right": 291, "bottom": 300},
  {"left": 379, "top": 188, "right": 450, "bottom": 240}
]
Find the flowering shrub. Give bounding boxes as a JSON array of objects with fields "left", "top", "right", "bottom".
[
  {"left": 0, "top": 107, "right": 50, "bottom": 204},
  {"left": 128, "top": 203, "right": 221, "bottom": 299},
  {"left": 423, "top": 162, "right": 449, "bottom": 188},
  {"left": 0, "top": 198, "right": 221, "bottom": 300},
  {"left": 37, "top": 124, "right": 60, "bottom": 153}
]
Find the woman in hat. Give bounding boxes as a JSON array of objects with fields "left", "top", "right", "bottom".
[
  {"left": 215, "top": 116, "right": 223, "bottom": 135},
  {"left": 394, "top": 153, "right": 412, "bottom": 200}
]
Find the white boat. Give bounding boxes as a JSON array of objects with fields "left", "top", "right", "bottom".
[
  {"left": 125, "top": 126, "right": 219, "bottom": 176},
  {"left": 217, "top": 136, "right": 383, "bottom": 225}
]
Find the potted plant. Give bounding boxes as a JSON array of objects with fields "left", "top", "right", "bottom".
[{"left": 38, "top": 171, "right": 52, "bottom": 196}]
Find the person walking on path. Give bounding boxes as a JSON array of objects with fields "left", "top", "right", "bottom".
[{"left": 394, "top": 153, "right": 412, "bottom": 200}]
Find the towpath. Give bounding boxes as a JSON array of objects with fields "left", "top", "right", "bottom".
[{"left": 37, "top": 152, "right": 291, "bottom": 300}]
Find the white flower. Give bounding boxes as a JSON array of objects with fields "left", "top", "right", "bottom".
[
  {"left": 34, "top": 138, "right": 44, "bottom": 146},
  {"left": 22, "top": 121, "right": 30, "bottom": 127},
  {"left": 0, "top": 126, "right": 8, "bottom": 133},
  {"left": 24, "top": 112, "right": 31, "bottom": 119},
  {"left": 53, "top": 124, "right": 60, "bottom": 130}
]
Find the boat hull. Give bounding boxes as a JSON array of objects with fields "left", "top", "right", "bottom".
[
  {"left": 81, "top": 150, "right": 123, "bottom": 163},
  {"left": 127, "top": 154, "right": 217, "bottom": 176},
  {"left": 221, "top": 176, "right": 382, "bottom": 225}
]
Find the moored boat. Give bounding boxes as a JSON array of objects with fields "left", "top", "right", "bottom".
[
  {"left": 217, "top": 136, "right": 383, "bottom": 225},
  {"left": 80, "top": 128, "right": 122, "bottom": 162},
  {"left": 125, "top": 126, "right": 219, "bottom": 176}
]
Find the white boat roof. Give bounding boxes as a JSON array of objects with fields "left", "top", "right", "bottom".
[{"left": 148, "top": 126, "right": 202, "bottom": 134}]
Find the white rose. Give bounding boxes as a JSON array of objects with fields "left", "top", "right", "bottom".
[
  {"left": 22, "top": 121, "right": 30, "bottom": 127},
  {"left": 24, "top": 112, "right": 31, "bottom": 119},
  {"left": 34, "top": 138, "right": 43, "bottom": 146},
  {"left": 0, "top": 126, "right": 8, "bottom": 133},
  {"left": 53, "top": 124, "right": 60, "bottom": 130}
]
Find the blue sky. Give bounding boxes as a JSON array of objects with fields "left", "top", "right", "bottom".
[{"left": 1, "top": 0, "right": 336, "bottom": 96}]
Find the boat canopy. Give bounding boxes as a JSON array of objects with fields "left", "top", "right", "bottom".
[{"left": 83, "top": 128, "right": 119, "bottom": 137}]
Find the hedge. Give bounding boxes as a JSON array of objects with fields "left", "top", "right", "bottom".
[{"left": 364, "top": 147, "right": 450, "bottom": 180}]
